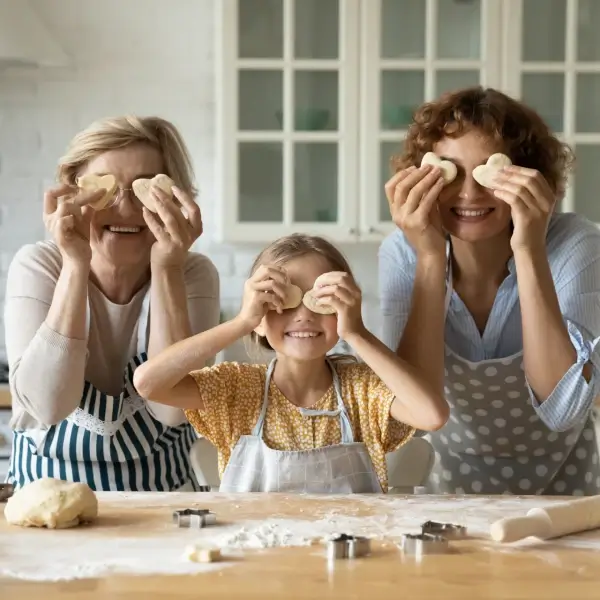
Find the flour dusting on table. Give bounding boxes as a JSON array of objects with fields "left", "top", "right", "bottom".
[{"left": 2, "top": 494, "right": 600, "bottom": 581}]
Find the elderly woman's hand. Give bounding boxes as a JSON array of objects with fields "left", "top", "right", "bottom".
[
  {"left": 43, "top": 184, "right": 105, "bottom": 266},
  {"left": 144, "top": 185, "right": 203, "bottom": 268}
]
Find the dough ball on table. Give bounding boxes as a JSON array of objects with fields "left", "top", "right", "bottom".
[
  {"left": 77, "top": 173, "right": 118, "bottom": 211},
  {"left": 4, "top": 477, "right": 98, "bottom": 529},
  {"left": 184, "top": 545, "right": 222, "bottom": 563},
  {"left": 132, "top": 174, "right": 175, "bottom": 212}
]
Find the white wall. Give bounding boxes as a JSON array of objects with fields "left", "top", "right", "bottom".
[{"left": 0, "top": 0, "right": 383, "bottom": 361}]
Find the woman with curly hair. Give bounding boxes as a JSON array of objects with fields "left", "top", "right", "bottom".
[{"left": 379, "top": 86, "right": 600, "bottom": 496}]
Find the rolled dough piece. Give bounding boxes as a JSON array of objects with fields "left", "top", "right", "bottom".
[
  {"left": 302, "top": 290, "right": 336, "bottom": 315},
  {"left": 472, "top": 153, "right": 512, "bottom": 189},
  {"left": 420, "top": 152, "right": 457, "bottom": 184},
  {"left": 282, "top": 284, "right": 303, "bottom": 310},
  {"left": 77, "top": 173, "right": 118, "bottom": 211},
  {"left": 132, "top": 173, "right": 175, "bottom": 212},
  {"left": 184, "top": 545, "right": 221, "bottom": 563},
  {"left": 4, "top": 477, "right": 98, "bottom": 529}
]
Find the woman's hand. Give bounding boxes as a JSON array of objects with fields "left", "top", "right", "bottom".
[
  {"left": 311, "top": 271, "right": 366, "bottom": 339},
  {"left": 385, "top": 164, "right": 447, "bottom": 257},
  {"left": 146, "top": 185, "right": 203, "bottom": 268},
  {"left": 491, "top": 166, "right": 556, "bottom": 253},
  {"left": 43, "top": 184, "right": 105, "bottom": 266},
  {"left": 238, "top": 265, "right": 289, "bottom": 329}
]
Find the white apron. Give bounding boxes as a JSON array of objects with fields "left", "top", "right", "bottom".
[{"left": 219, "top": 358, "right": 382, "bottom": 493}]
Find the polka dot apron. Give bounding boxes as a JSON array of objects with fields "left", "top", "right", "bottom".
[{"left": 425, "top": 256, "right": 600, "bottom": 496}]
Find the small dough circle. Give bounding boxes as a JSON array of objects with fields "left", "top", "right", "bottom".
[
  {"left": 4, "top": 477, "right": 98, "bottom": 529},
  {"left": 302, "top": 290, "right": 336, "bottom": 315},
  {"left": 282, "top": 284, "right": 303, "bottom": 310},
  {"left": 77, "top": 173, "right": 118, "bottom": 211},
  {"left": 132, "top": 173, "right": 175, "bottom": 212}
]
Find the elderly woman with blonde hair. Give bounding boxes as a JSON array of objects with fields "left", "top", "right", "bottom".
[{"left": 5, "top": 115, "right": 220, "bottom": 491}]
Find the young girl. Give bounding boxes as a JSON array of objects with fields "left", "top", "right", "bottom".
[{"left": 133, "top": 234, "right": 449, "bottom": 493}]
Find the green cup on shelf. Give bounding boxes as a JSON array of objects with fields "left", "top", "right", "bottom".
[
  {"left": 381, "top": 105, "right": 415, "bottom": 130},
  {"left": 275, "top": 108, "right": 331, "bottom": 131}
]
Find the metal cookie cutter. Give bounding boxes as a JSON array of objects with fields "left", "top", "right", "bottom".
[
  {"left": 327, "top": 534, "right": 371, "bottom": 560},
  {"left": 0, "top": 483, "right": 14, "bottom": 502},
  {"left": 400, "top": 533, "right": 449, "bottom": 556},
  {"left": 421, "top": 520, "right": 467, "bottom": 539},
  {"left": 173, "top": 508, "right": 217, "bottom": 528}
]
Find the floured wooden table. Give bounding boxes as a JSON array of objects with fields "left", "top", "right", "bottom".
[{"left": 2, "top": 492, "right": 600, "bottom": 599}]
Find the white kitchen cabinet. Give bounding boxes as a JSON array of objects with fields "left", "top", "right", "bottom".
[
  {"left": 502, "top": 0, "right": 600, "bottom": 223},
  {"left": 216, "top": 0, "right": 598, "bottom": 244}
]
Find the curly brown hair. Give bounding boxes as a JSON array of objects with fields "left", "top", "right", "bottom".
[{"left": 390, "top": 86, "right": 573, "bottom": 196}]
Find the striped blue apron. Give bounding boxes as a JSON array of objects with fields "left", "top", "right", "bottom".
[{"left": 7, "top": 292, "right": 199, "bottom": 491}]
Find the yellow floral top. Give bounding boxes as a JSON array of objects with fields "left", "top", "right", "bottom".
[{"left": 185, "top": 361, "right": 415, "bottom": 492}]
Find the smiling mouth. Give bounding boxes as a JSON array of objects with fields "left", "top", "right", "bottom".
[
  {"left": 285, "top": 332, "right": 322, "bottom": 339},
  {"left": 451, "top": 208, "right": 495, "bottom": 219},
  {"left": 105, "top": 226, "right": 144, "bottom": 234}
]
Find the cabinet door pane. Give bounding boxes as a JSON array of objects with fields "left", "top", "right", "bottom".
[
  {"left": 238, "top": 0, "right": 283, "bottom": 59},
  {"left": 576, "top": 75, "right": 600, "bottom": 133},
  {"left": 436, "top": 0, "right": 481, "bottom": 60},
  {"left": 521, "top": 74, "right": 565, "bottom": 132},
  {"left": 294, "top": 71, "right": 338, "bottom": 131},
  {"left": 239, "top": 142, "right": 283, "bottom": 222},
  {"left": 381, "top": 0, "right": 425, "bottom": 59},
  {"left": 381, "top": 71, "right": 424, "bottom": 130},
  {"left": 574, "top": 145, "right": 600, "bottom": 222},
  {"left": 578, "top": 0, "right": 600, "bottom": 61},
  {"left": 239, "top": 71, "right": 283, "bottom": 131},
  {"left": 522, "top": 0, "right": 566, "bottom": 62},
  {"left": 294, "top": 143, "right": 338, "bottom": 222},
  {"left": 435, "top": 70, "right": 480, "bottom": 97},
  {"left": 295, "top": 0, "right": 338, "bottom": 59},
  {"left": 380, "top": 142, "right": 398, "bottom": 222}
]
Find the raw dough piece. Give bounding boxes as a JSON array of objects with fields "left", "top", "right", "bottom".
[
  {"left": 184, "top": 545, "right": 221, "bottom": 563},
  {"left": 282, "top": 284, "right": 303, "bottom": 310},
  {"left": 77, "top": 173, "right": 118, "bottom": 211},
  {"left": 472, "top": 153, "right": 512, "bottom": 189},
  {"left": 302, "top": 290, "right": 336, "bottom": 315},
  {"left": 420, "top": 152, "right": 458, "bottom": 184},
  {"left": 132, "top": 174, "right": 175, "bottom": 212},
  {"left": 4, "top": 477, "right": 98, "bottom": 529}
]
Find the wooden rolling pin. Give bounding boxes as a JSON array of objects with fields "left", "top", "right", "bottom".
[{"left": 490, "top": 495, "right": 600, "bottom": 543}]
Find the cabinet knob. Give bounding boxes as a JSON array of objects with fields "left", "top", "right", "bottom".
[
  {"left": 368, "top": 226, "right": 379, "bottom": 234},
  {"left": 349, "top": 228, "right": 357, "bottom": 235}
]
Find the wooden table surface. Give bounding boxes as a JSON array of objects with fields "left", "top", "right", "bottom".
[{"left": 2, "top": 492, "right": 600, "bottom": 599}]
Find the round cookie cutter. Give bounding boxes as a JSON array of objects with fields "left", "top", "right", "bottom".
[
  {"left": 400, "top": 533, "right": 450, "bottom": 556},
  {"left": 327, "top": 534, "right": 371, "bottom": 560},
  {"left": 421, "top": 520, "right": 467, "bottom": 539}
]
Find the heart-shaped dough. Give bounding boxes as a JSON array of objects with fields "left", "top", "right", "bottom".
[
  {"left": 132, "top": 174, "right": 175, "bottom": 212},
  {"left": 420, "top": 152, "right": 458, "bottom": 184},
  {"left": 472, "top": 153, "right": 512, "bottom": 189},
  {"left": 302, "top": 290, "right": 336, "bottom": 315},
  {"left": 282, "top": 284, "right": 303, "bottom": 310},
  {"left": 77, "top": 173, "right": 118, "bottom": 211}
]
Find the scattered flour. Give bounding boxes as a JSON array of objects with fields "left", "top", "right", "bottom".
[{"left": 3, "top": 494, "right": 600, "bottom": 581}]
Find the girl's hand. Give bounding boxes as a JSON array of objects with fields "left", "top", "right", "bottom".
[
  {"left": 43, "top": 184, "right": 105, "bottom": 266},
  {"left": 238, "top": 265, "right": 289, "bottom": 328},
  {"left": 491, "top": 166, "right": 556, "bottom": 253},
  {"left": 311, "top": 271, "right": 366, "bottom": 339},
  {"left": 147, "top": 185, "right": 203, "bottom": 268},
  {"left": 385, "top": 164, "right": 447, "bottom": 257}
]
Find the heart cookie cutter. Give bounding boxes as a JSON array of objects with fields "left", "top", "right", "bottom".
[
  {"left": 172, "top": 508, "right": 217, "bottom": 528},
  {"left": 421, "top": 520, "right": 467, "bottom": 539},
  {"left": 400, "top": 533, "right": 450, "bottom": 556},
  {"left": 327, "top": 534, "right": 371, "bottom": 560}
]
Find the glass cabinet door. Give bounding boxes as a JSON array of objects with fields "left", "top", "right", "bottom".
[
  {"left": 219, "top": 0, "right": 359, "bottom": 242},
  {"left": 360, "top": 0, "right": 499, "bottom": 241},
  {"left": 506, "top": 0, "right": 600, "bottom": 223}
]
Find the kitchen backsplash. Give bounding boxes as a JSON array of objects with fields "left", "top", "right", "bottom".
[{"left": 0, "top": 0, "right": 388, "bottom": 364}]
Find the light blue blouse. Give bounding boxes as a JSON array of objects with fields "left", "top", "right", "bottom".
[{"left": 378, "top": 212, "right": 600, "bottom": 432}]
